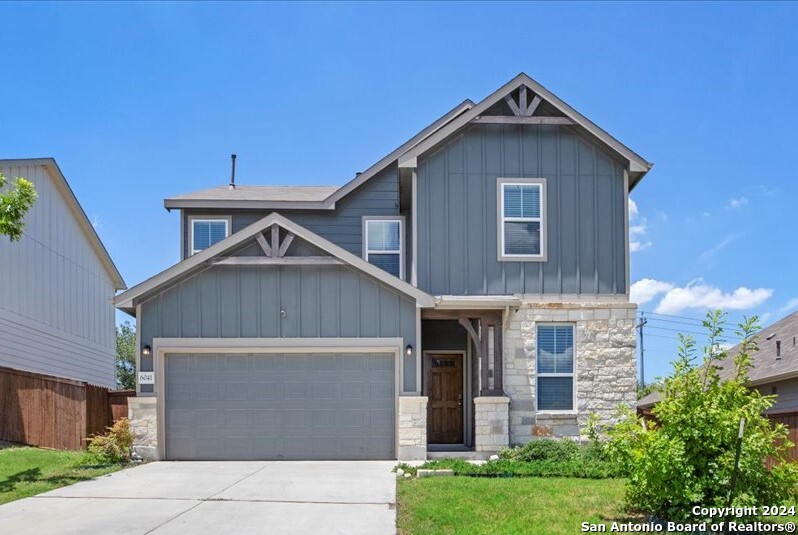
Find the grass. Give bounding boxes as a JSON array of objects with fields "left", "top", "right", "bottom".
[
  {"left": 0, "top": 445, "right": 126, "bottom": 505},
  {"left": 397, "top": 476, "right": 639, "bottom": 535}
]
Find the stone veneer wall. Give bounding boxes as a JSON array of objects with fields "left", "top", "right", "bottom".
[
  {"left": 474, "top": 396, "right": 510, "bottom": 452},
  {"left": 503, "top": 301, "right": 637, "bottom": 444},
  {"left": 128, "top": 397, "right": 158, "bottom": 460},
  {"left": 398, "top": 396, "right": 428, "bottom": 460}
]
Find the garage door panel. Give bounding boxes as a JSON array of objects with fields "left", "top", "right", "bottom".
[{"left": 164, "top": 351, "right": 395, "bottom": 460}]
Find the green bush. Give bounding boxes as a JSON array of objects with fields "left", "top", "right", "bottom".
[
  {"left": 606, "top": 311, "right": 798, "bottom": 522},
  {"left": 86, "top": 418, "right": 133, "bottom": 464},
  {"left": 499, "top": 438, "right": 580, "bottom": 462},
  {"left": 414, "top": 456, "right": 620, "bottom": 479}
]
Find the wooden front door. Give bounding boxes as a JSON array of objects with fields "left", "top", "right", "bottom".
[{"left": 426, "top": 353, "right": 464, "bottom": 444}]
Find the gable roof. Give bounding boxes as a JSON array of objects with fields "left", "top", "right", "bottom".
[
  {"left": 637, "top": 310, "right": 798, "bottom": 409},
  {"left": 397, "top": 73, "right": 653, "bottom": 189},
  {"left": 114, "top": 212, "right": 435, "bottom": 314},
  {"left": 163, "top": 98, "right": 474, "bottom": 211},
  {"left": 164, "top": 72, "right": 651, "bottom": 210},
  {"left": 0, "top": 157, "right": 126, "bottom": 290}
]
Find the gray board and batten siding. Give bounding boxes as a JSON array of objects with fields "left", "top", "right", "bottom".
[
  {"left": 416, "top": 123, "right": 627, "bottom": 296},
  {"left": 180, "top": 166, "right": 400, "bottom": 260},
  {"left": 138, "top": 263, "right": 418, "bottom": 394}
]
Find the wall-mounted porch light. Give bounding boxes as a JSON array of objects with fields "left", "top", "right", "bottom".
[
  {"left": 141, "top": 345, "right": 152, "bottom": 357},
  {"left": 405, "top": 344, "right": 413, "bottom": 357}
]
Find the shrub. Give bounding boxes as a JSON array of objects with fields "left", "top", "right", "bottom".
[
  {"left": 415, "top": 456, "right": 620, "bottom": 479},
  {"left": 86, "top": 418, "right": 134, "bottom": 463},
  {"left": 499, "top": 438, "right": 580, "bottom": 462},
  {"left": 606, "top": 311, "right": 798, "bottom": 522}
]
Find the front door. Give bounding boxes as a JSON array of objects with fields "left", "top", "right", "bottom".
[{"left": 425, "top": 353, "right": 464, "bottom": 444}]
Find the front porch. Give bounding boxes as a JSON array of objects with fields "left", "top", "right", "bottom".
[{"left": 416, "top": 310, "right": 510, "bottom": 458}]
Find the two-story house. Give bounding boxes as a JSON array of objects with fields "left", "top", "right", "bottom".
[
  {"left": 1, "top": 158, "right": 126, "bottom": 388},
  {"left": 115, "top": 73, "right": 652, "bottom": 461}
]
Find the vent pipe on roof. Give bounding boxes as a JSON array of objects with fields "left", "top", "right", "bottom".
[{"left": 229, "top": 154, "right": 237, "bottom": 190}]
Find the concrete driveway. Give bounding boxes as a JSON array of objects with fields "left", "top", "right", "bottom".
[{"left": 0, "top": 461, "right": 397, "bottom": 534}]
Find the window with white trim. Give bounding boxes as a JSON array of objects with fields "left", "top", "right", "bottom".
[
  {"left": 364, "top": 218, "right": 403, "bottom": 279},
  {"left": 191, "top": 219, "right": 229, "bottom": 255},
  {"left": 499, "top": 179, "right": 545, "bottom": 259},
  {"left": 536, "top": 324, "right": 574, "bottom": 411}
]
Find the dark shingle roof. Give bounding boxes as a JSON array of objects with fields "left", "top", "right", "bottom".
[{"left": 637, "top": 310, "right": 798, "bottom": 409}]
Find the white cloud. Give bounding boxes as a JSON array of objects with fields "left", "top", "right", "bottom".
[
  {"left": 654, "top": 280, "right": 773, "bottom": 315},
  {"left": 778, "top": 298, "right": 798, "bottom": 315},
  {"left": 628, "top": 198, "right": 652, "bottom": 252},
  {"left": 628, "top": 198, "right": 639, "bottom": 220},
  {"left": 91, "top": 215, "right": 102, "bottom": 229},
  {"left": 726, "top": 197, "right": 748, "bottom": 209},
  {"left": 630, "top": 279, "right": 674, "bottom": 306},
  {"left": 697, "top": 234, "right": 737, "bottom": 267},
  {"left": 756, "top": 184, "right": 779, "bottom": 197}
]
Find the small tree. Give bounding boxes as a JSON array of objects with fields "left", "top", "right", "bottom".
[
  {"left": 606, "top": 310, "right": 798, "bottom": 522},
  {"left": 116, "top": 322, "right": 136, "bottom": 389},
  {"left": 0, "top": 172, "right": 37, "bottom": 241}
]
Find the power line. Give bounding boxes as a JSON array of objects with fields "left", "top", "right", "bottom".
[
  {"left": 646, "top": 325, "right": 743, "bottom": 341},
  {"left": 640, "top": 310, "right": 737, "bottom": 327}
]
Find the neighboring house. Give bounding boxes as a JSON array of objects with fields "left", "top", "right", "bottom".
[
  {"left": 0, "top": 158, "right": 126, "bottom": 387},
  {"left": 115, "top": 73, "right": 652, "bottom": 461},
  {"left": 638, "top": 310, "right": 798, "bottom": 416}
]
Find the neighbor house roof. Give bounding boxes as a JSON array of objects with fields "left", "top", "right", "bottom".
[
  {"left": 114, "top": 212, "right": 436, "bottom": 314},
  {"left": 0, "top": 157, "right": 126, "bottom": 290},
  {"left": 637, "top": 310, "right": 798, "bottom": 409}
]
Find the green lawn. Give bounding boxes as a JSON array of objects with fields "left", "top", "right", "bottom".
[
  {"left": 0, "top": 446, "right": 126, "bottom": 505},
  {"left": 397, "top": 476, "right": 639, "bottom": 535}
]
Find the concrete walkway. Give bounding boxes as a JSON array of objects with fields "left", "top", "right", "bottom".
[{"left": 0, "top": 461, "right": 397, "bottom": 534}]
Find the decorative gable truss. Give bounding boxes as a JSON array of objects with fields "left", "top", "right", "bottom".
[
  {"left": 472, "top": 84, "right": 576, "bottom": 126},
  {"left": 213, "top": 223, "right": 343, "bottom": 266}
]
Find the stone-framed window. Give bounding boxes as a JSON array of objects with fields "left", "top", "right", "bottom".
[{"left": 536, "top": 324, "right": 574, "bottom": 411}]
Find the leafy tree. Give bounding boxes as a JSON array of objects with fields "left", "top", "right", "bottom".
[
  {"left": 0, "top": 172, "right": 37, "bottom": 241},
  {"left": 116, "top": 322, "right": 136, "bottom": 389},
  {"left": 606, "top": 310, "right": 798, "bottom": 522}
]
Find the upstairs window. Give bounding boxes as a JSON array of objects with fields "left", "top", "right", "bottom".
[
  {"left": 498, "top": 178, "right": 546, "bottom": 260},
  {"left": 191, "top": 218, "right": 229, "bottom": 255},
  {"left": 363, "top": 217, "right": 403, "bottom": 279},
  {"left": 537, "top": 324, "right": 575, "bottom": 411}
]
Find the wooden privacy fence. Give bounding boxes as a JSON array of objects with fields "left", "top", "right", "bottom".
[
  {"left": 767, "top": 411, "right": 798, "bottom": 468},
  {"left": 0, "top": 366, "right": 135, "bottom": 450}
]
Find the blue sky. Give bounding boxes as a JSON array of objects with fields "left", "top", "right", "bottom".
[{"left": 1, "top": 2, "right": 796, "bottom": 381}]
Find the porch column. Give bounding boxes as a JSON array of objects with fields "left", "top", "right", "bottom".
[{"left": 459, "top": 313, "right": 504, "bottom": 396}]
